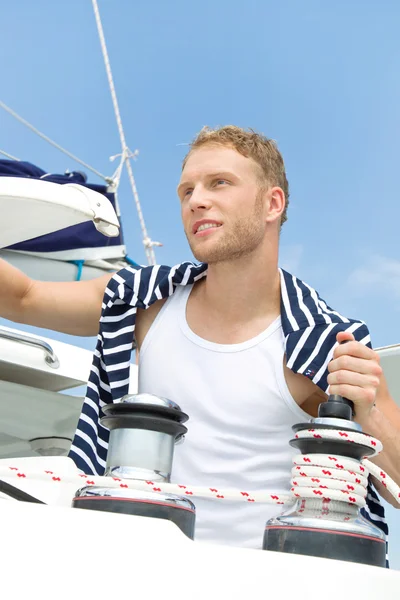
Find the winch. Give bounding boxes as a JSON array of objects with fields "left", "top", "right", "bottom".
[
  {"left": 70, "top": 389, "right": 392, "bottom": 566},
  {"left": 263, "top": 392, "right": 387, "bottom": 567},
  {"left": 72, "top": 393, "right": 196, "bottom": 539}
]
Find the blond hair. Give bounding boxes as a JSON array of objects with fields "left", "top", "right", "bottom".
[{"left": 183, "top": 125, "right": 289, "bottom": 225}]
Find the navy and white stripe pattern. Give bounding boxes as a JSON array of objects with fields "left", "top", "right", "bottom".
[{"left": 68, "top": 262, "right": 388, "bottom": 559}]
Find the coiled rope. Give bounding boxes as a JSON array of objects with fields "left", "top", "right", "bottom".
[{"left": 0, "top": 429, "right": 399, "bottom": 510}]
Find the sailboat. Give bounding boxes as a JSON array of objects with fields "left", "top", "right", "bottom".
[
  {"left": 0, "top": 161, "right": 140, "bottom": 459},
  {"left": 0, "top": 2, "right": 399, "bottom": 597}
]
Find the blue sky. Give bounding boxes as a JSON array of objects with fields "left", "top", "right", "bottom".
[{"left": 1, "top": 0, "right": 399, "bottom": 567}]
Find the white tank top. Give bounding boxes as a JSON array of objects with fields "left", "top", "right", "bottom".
[{"left": 138, "top": 284, "right": 310, "bottom": 550}]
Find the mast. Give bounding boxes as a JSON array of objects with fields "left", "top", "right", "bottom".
[{"left": 91, "top": 0, "right": 161, "bottom": 265}]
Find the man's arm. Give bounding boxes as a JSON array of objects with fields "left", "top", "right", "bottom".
[
  {"left": 328, "top": 331, "right": 400, "bottom": 508},
  {"left": 0, "top": 258, "right": 114, "bottom": 336}
]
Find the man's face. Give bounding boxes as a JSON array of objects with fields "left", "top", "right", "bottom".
[{"left": 178, "top": 145, "right": 267, "bottom": 264}]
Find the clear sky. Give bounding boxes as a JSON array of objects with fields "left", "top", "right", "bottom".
[{"left": 1, "top": 0, "right": 399, "bottom": 568}]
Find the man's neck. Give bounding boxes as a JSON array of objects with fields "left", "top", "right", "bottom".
[{"left": 195, "top": 251, "right": 281, "bottom": 325}]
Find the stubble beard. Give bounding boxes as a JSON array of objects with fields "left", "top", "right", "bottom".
[{"left": 186, "top": 191, "right": 265, "bottom": 265}]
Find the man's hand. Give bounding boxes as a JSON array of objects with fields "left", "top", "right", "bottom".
[{"left": 327, "top": 331, "right": 382, "bottom": 422}]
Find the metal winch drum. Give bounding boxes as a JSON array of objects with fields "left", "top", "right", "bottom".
[
  {"left": 263, "top": 394, "right": 387, "bottom": 567},
  {"left": 72, "top": 393, "right": 196, "bottom": 539}
]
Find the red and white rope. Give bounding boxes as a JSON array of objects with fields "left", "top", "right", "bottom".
[
  {"left": 0, "top": 429, "right": 399, "bottom": 508},
  {"left": 289, "top": 428, "right": 383, "bottom": 508}
]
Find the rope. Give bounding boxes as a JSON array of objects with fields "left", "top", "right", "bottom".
[
  {"left": 109, "top": 149, "right": 135, "bottom": 190},
  {"left": 91, "top": 0, "right": 162, "bottom": 266},
  {"left": 0, "top": 100, "right": 110, "bottom": 183},
  {"left": 1, "top": 429, "right": 399, "bottom": 510},
  {"left": 0, "top": 149, "right": 20, "bottom": 161},
  {"left": 289, "top": 428, "right": 391, "bottom": 508},
  {"left": 68, "top": 260, "right": 85, "bottom": 281}
]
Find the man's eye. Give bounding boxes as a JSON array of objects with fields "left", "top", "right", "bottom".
[
  {"left": 215, "top": 179, "right": 228, "bottom": 186},
  {"left": 184, "top": 189, "right": 193, "bottom": 197}
]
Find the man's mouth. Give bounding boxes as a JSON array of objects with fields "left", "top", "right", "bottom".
[{"left": 193, "top": 220, "right": 223, "bottom": 235}]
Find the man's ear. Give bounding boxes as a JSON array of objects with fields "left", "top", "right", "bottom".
[{"left": 265, "top": 186, "right": 286, "bottom": 223}]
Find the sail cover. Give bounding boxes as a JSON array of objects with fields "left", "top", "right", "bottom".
[{"left": 0, "top": 159, "right": 126, "bottom": 263}]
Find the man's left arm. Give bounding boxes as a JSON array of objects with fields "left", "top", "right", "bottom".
[{"left": 328, "top": 331, "right": 400, "bottom": 508}]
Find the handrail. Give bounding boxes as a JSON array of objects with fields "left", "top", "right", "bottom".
[{"left": 0, "top": 327, "right": 60, "bottom": 369}]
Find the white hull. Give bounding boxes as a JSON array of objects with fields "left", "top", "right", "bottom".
[{"left": 0, "top": 457, "right": 399, "bottom": 599}]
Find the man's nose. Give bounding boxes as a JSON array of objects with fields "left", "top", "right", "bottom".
[{"left": 188, "top": 186, "right": 212, "bottom": 211}]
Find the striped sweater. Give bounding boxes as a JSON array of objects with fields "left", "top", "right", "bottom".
[{"left": 68, "top": 262, "right": 389, "bottom": 555}]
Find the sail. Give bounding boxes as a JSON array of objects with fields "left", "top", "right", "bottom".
[
  {"left": 0, "top": 159, "right": 126, "bottom": 262},
  {"left": 0, "top": 159, "right": 139, "bottom": 281}
]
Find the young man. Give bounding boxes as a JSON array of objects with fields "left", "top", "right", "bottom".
[{"left": 0, "top": 126, "right": 399, "bottom": 551}]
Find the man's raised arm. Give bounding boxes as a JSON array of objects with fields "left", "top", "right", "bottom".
[{"left": 0, "top": 258, "right": 114, "bottom": 336}]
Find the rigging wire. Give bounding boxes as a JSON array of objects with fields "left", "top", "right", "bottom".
[
  {"left": 0, "top": 148, "right": 20, "bottom": 161},
  {"left": 0, "top": 99, "right": 111, "bottom": 184}
]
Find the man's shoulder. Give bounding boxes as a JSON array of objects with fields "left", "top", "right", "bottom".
[
  {"left": 280, "top": 268, "right": 371, "bottom": 392},
  {"left": 130, "top": 261, "right": 207, "bottom": 349},
  {"left": 110, "top": 261, "right": 208, "bottom": 301},
  {"left": 135, "top": 298, "right": 168, "bottom": 349},
  {"left": 279, "top": 267, "right": 367, "bottom": 332}
]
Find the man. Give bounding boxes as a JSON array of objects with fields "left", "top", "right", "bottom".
[{"left": 0, "top": 126, "right": 399, "bottom": 551}]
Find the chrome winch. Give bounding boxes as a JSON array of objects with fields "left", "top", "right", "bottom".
[
  {"left": 72, "top": 393, "right": 196, "bottom": 539},
  {"left": 263, "top": 392, "right": 387, "bottom": 567}
]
